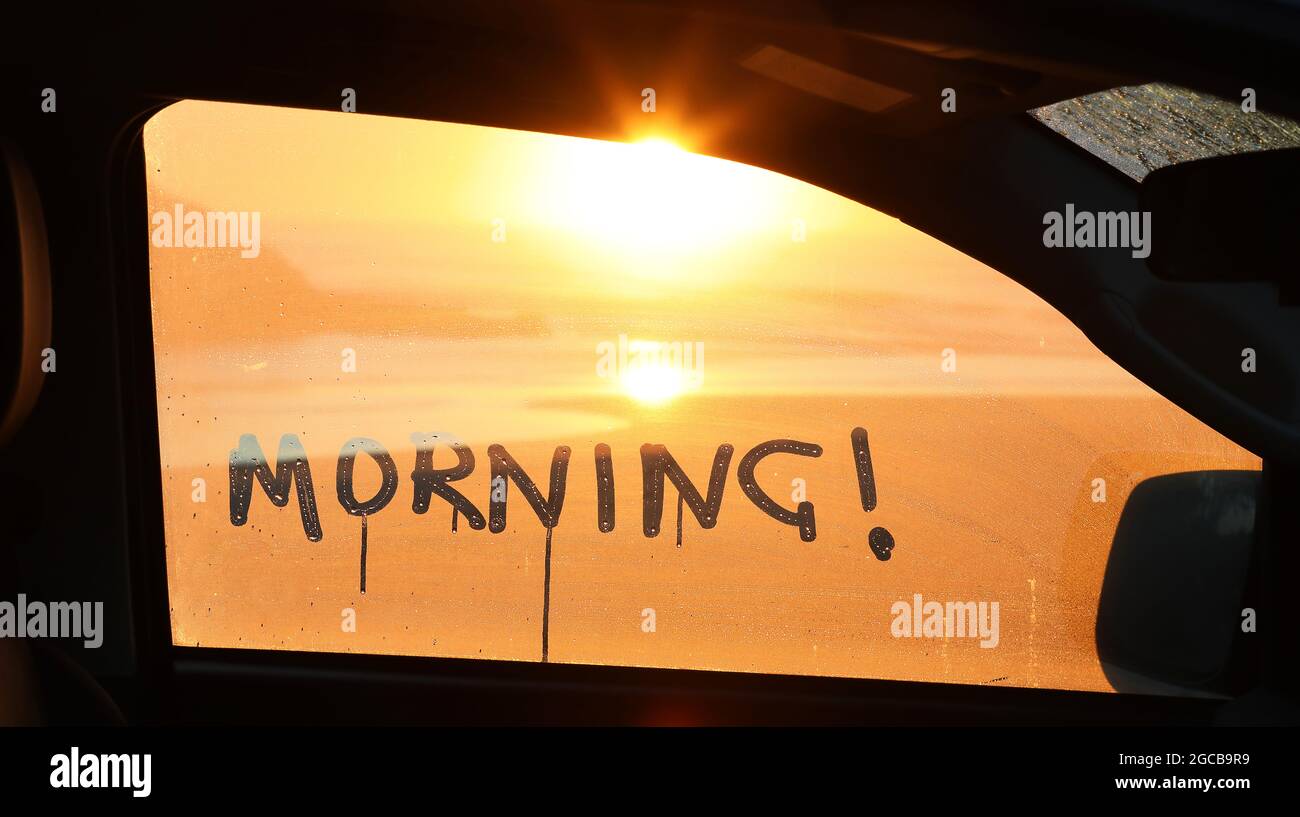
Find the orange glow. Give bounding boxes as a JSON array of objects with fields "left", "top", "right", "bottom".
[
  {"left": 538, "top": 137, "right": 779, "bottom": 263},
  {"left": 145, "top": 101, "right": 1259, "bottom": 693},
  {"left": 620, "top": 357, "right": 693, "bottom": 406}
]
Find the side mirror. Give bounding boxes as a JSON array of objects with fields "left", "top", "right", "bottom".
[{"left": 1096, "top": 470, "right": 1258, "bottom": 696}]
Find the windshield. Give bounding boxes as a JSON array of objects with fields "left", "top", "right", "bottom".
[{"left": 1029, "top": 82, "right": 1300, "bottom": 181}]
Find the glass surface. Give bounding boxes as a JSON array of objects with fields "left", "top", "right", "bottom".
[
  {"left": 145, "top": 100, "right": 1259, "bottom": 691},
  {"left": 1030, "top": 82, "right": 1300, "bottom": 181}
]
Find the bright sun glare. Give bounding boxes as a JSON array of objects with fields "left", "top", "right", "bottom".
[
  {"left": 611, "top": 337, "right": 703, "bottom": 407},
  {"left": 543, "top": 137, "right": 777, "bottom": 261},
  {"left": 620, "top": 360, "right": 690, "bottom": 406}
]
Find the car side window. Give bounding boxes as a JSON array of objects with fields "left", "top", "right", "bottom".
[{"left": 144, "top": 100, "right": 1258, "bottom": 691}]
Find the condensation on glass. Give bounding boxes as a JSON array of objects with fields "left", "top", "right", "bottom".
[
  {"left": 1030, "top": 82, "right": 1300, "bottom": 181},
  {"left": 144, "top": 100, "right": 1259, "bottom": 693}
]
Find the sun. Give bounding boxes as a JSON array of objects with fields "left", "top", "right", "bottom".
[
  {"left": 620, "top": 360, "right": 692, "bottom": 406},
  {"left": 538, "top": 136, "right": 776, "bottom": 262}
]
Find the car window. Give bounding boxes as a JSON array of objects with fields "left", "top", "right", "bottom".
[
  {"left": 1029, "top": 81, "right": 1300, "bottom": 181},
  {"left": 144, "top": 100, "right": 1258, "bottom": 692}
]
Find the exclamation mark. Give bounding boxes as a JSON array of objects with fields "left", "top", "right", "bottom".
[{"left": 851, "top": 427, "right": 895, "bottom": 561}]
